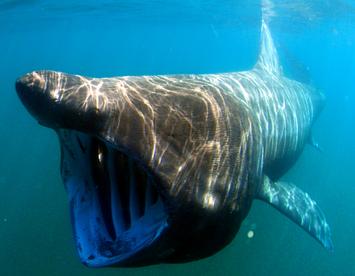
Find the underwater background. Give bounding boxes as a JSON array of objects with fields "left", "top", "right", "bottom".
[{"left": 0, "top": 0, "right": 354, "bottom": 275}]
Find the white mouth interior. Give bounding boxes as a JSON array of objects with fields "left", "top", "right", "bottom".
[{"left": 58, "top": 130, "right": 168, "bottom": 267}]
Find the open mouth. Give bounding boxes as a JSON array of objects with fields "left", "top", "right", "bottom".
[{"left": 59, "top": 130, "right": 168, "bottom": 267}]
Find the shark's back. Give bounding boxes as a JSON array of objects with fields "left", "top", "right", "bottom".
[
  {"left": 222, "top": 69, "right": 323, "bottom": 180},
  {"left": 224, "top": 20, "right": 325, "bottom": 180}
]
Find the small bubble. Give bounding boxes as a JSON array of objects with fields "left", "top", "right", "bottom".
[{"left": 247, "top": 230, "right": 254, "bottom": 239}]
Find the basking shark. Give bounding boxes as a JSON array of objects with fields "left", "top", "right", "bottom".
[{"left": 15, "top": 19, "right": 332, "bottom": 267}]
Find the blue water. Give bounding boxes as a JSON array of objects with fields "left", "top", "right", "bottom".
[{"left": 1, "top": 0, "right": 355, "bottom": 275}]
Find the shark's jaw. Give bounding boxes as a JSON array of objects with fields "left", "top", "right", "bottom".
[{"left": 59, "top": 130, "right": 168, "bottom": 267}]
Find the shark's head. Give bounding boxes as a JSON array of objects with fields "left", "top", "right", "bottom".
[{"left": 16, "top": 70, "right": 255, "bottom": 267}]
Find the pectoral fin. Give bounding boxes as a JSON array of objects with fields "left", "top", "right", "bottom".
[{"left": 256, "top": 176, "right": 333, "bottom": 250}]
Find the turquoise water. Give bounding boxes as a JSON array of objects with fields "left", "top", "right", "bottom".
[{"left": 1, "top": 0, "right": 355, "bottom": 275}]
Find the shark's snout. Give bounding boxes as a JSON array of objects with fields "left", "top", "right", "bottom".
[
  {"left": 16, "top": 71, "right": 46, "bottom": 93},
  {"left": 16, "top": 71, "right": 50, "bottom": 107},
  {"left": 16, "top": 71, "right": 52, "bottom": 126},
  {"left": 16, "top": 73, "right": 29, "bottom": 93},
  {"left": 16, "top": 70, "right": 105, "bottom": 131}
]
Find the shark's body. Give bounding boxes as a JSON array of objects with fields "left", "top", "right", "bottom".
[{"left": 15, "top": 20, "right": 332, "bottom": 267}]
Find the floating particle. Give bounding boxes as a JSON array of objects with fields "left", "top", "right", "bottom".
[{"left": 247, "top": 230, "right": 254, "bottom": 239}]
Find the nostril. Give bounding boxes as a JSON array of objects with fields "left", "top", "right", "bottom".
[
  {"left": 15, "top": 76, "right": 28, "bottom": 94},
  {"left": 15, "top": 76, "right": 34, "bottom": 105},
  {"left": 15, "top": 71, "right": 46, "bottom": 95},
  {"left": 15, "top": 73, "right": 35, "bottom": 96},
  {"left": 15, "top": 72, "right": 54, "bottom": 128}
]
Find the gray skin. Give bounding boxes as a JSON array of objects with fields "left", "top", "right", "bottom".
[{"left": 15, "top": 21, "right": 332, "bottom": 267}]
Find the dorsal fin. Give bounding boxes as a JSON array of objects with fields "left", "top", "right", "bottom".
[{"left": 254, "top": 18, "right": 282, "bottom": 75}]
